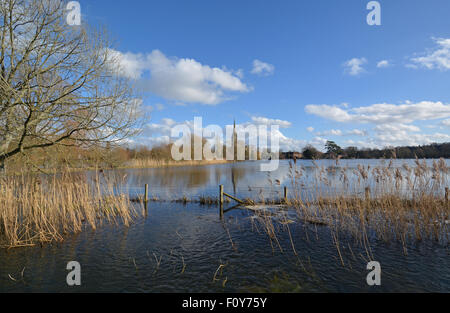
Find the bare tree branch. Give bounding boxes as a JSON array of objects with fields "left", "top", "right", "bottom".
[{"left": 0, "top": 0, "right": 144, "bottom": 166}]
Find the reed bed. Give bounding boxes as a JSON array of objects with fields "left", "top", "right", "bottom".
[
  {"left": 291, "top": 159, "right": 448, "bottom": 244},
  {"left": 247, "top": 159, "right": 449, "bottom": 256},
  {"left": 0, "top": 171, "right": 141, "bottom": 248}
]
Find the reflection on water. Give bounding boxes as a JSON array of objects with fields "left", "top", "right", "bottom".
[
  {"left": 0, "top": 160, "right": 449, "bottom": 293},
  {"left": 105, "top": 159, "right": 450, "bottom": 201},
  {"left": 109, "top": 162, "right": 258, "bottom": 200}
]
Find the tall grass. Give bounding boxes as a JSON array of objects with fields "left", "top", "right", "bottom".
[
  {"left": 247, "top": 159, "right": 449, "bottom": 256},
  {"left": 0, "top": 171, "right": 140, "bottom": 248},
  {"left": 286, "top": 159, "right": 449, "bottom": 245}
]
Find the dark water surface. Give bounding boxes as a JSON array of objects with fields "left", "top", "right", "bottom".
[{"left": 0, "top": 160, "right": 449, "bottom": 292}]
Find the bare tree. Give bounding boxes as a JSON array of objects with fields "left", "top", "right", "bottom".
[{"left": 0, "top": 0, "right": 144, "bottom": 169}]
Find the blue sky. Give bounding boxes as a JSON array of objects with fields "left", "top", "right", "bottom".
[{"left": 81, "top": 0, "right": 450, "bottom": 151}]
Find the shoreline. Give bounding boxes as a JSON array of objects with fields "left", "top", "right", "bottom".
[
  {"left": 2, "top": 159, "right": 235, "bottom": 176},
  {"left": 2, "top": 158, "right": 449, "bottom": 176}
]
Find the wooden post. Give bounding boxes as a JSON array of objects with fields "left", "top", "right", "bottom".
[
  {"left": 284, "top": 186, "right": 288, "bottom": 203},
  {"left": 219, "top": 185, "right": 224, "bottom": 218},
  {"left": 219, "top": 185, "right": 224, "bottom": 205},
  {"left": 144, "top": 184, "right": 149, "bottom": 203}
]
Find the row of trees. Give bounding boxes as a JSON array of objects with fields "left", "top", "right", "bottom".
[
  {"left": 3, "top": 135, "right": 264, "bottom": 171},
  {"left": 301, "top": 141, "right": 450, "bottom": 160}
]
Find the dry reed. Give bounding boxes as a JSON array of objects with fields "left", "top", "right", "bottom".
[
  {"left": 246, "top": 159, "right": 449, "bottom": 256},
  {"left": 284, "top": 158, "right": 449, "bottom": 249},
  {"left": 0, "top": 171, "right": 140, "bottom": 248}
]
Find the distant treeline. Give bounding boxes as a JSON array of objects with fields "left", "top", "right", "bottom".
[
  {"left": 290, "top": 141, "right": 450, "bottom": 160},
  {"left": 3, "top": 136, "right": 261, "bottom": 171},
  {"left": 5, "top": 138, "right": 450, "bottom": 172}
]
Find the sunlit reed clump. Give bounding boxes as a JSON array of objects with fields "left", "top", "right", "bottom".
[
  {"left": 0, "top": 171, "right": 140, "bottom": 248},
  {"left": 284, "top": 158, "right": 449, "bottom": 247},
  {"left": 246, "top": 159, "right": 448, "bottom": 258}
]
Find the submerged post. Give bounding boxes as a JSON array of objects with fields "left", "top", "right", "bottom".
[
  {"left": 144, "top": 184, "right": 149, "bottom": 203},
  {"left": 219, "top": 185, "right": 224, "bottom": 218},
  {"left": 219, "top": 185, "right": 224, "bottom": 205}
]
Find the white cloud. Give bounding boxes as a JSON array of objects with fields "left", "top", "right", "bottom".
[
  {"left": 377, "top": 60, "right": 390, "bottom": 68},
  {"left": 372, "top": 131, "right": 450, "bottom": 148},
  {"left": 343, "top": 57, "right": 367, "bottom": 76},
  {"left": 108, "top": 49, "right": 250, "bottom": 105},
  {"left": 307, "top": 127, "right": 314, "bottom": 133},
  {"left": 374, "top": 124, "right": 420, "bottom": 133},
  {"left": 410, "top": 38, "right": 450, "bottom": 71},
  {"left": 316, "top": 129, "right": 343, "bottom": 136},
  {"left": 315, "top": 129, "right": 368, "bottom": 137},
  {"left": 305, "top": 104, "right": 352, "bottom": 122},
  {"left": 306, "top": 101, "right": 450, "bottom": 125},
  {"left": 310, "top": 137, "right": 328, "bottom": 149},
  {"left": 306, "top": 101, "right": 450, "bottom": 148},
  {"left": 250, "top": 116, "right": 292, "bottom": 128},
  {"left": 251, "top": 59, "right": 275, "bottom": 76},
  {"left": 347, "top": 129, "right": 368, "bottom": 136},
  {"left": 108, "top": 50, "right": 146, "bottom": 79}
]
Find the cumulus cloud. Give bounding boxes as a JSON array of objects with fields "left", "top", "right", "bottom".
[
  {"left": 343, "top": 57, "right": 367, "bottom": 76},
  {"left": 250, "top": 116, "right": 292, "bottom": 128},
  {"left": 305, "top": 104, "right": 352, "bottom": 122},
  {"left": 409, "top": 38, "right": 450, "bottom": 71},
  {"left": 305, "top": 101, "right": 450, "bottom": 148},
  {"left": 372, "top": 131, "right": 450, "bottom": 148},
  {"left": 377, "top": 60, "right": 390, "bottom": 68},
  {"left": 251, "top": 59, "right": 275, "bottom": 76},
  {"left": 108, "top": 49, "right": 250, "bottom": 105},
  {"left": 347, "top": 129, "right": 368, "bottom": 136},
  {"left": 306, "top": 101, "right": 450, "bottom": 125},
  {"left": 374, "top": 124, "right": 421, "bottom": 133},
  {"left": 315, "top": 129, "right": 343, "bottom": 136},
  {"left": 315, "top": 129, "right": 368, "bottom": 137}
]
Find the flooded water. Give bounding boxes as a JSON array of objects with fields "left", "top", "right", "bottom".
[{"left": 0, "top": 160, "right": 449, "bottom": 292}]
